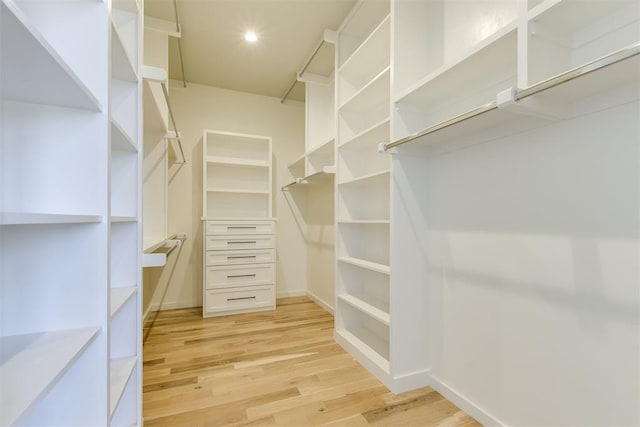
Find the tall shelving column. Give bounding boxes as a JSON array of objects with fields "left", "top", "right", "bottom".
[
  {"left": 0, "top": 0, "right": 143, "bottom": 424},
  {"left": 202, "top": 130, "right": 276, "bottom": 317},
  {"left": 109, "top": 0, "right": 142, "bottom": 425},
  {"left": 0, "top": 0, "right": 109, "bottom": 425},
  {"left": 334, "top": 0, "right": 400, "bottom": 392}
]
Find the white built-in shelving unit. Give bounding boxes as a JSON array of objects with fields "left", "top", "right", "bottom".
[
  {"left": 0, "top": 0, "right": 142, "bottom": 424},
  {"left": 283, "top": 31, "right": 337, "bottom": 190},
  {"left": 334, "top": 0, "right": 638, "bottom": 397},
  {"left": 202, "top": 130, "right": 277, "bottom": 317},
  {"left": 334, "top": 0, "right": 416, "bottom": 393}
]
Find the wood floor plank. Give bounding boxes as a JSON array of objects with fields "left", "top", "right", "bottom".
[{"left": 143, "top": 297, "right": 481, "bottom": 426}]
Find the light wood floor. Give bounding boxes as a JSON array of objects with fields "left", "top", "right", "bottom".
[{"left": 143, "top": 296, "right": 480, "bottom": 426}]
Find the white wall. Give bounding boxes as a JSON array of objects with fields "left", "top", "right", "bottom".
[
  {"left": 393, "top": 101, "right": 639, "bottom": 425},
  {"left": 146, "top": 81, "right": 307, "bottom": 312},
  {"left": 306, "top": 181, "right": 335, "bottom": 312}
]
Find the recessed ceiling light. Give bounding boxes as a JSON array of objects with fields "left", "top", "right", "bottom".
[{"left": 244, "top": 31, "right": 258, "bottom": 42}]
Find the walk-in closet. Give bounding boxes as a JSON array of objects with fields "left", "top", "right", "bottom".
[{"left": 1, "top": 0, "right": 638, "bottom": 425}]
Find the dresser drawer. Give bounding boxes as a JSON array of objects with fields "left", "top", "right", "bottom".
[
  {"left": 206, "top": 220, "right": 275, "bottom": 236},
  {"left": 206, "top": 249, "right": 275, "bottom": 266},
  {"left": 206, "top": 234, "right": 275, "bottom": 251},
  {"left": 205, "top": 263, "right": 275, "bottom": 289},
  {"left": 204, "top": 285, "right": 275, "bottom": 316}
]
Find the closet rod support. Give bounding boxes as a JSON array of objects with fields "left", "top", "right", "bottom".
[
  {"left": 281, "top": 36, "right": 328, "bottom": 104},
  {"left": 383, "top": 42, "right": 640, "bottom": 151},
  {"left": 173, "top": 0, "right": 187, "bottom": 87}
]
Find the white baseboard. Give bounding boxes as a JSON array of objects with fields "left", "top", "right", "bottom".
[
  {"left": 148, "top": 301, "right": 199, "bottom": 314},
  {"left": 306, "top": 290, "right": 334, "bottom": 315},
  {"left": 276, "top": 289, "right": 307, "bottom": 298},
  {"left": 428, "top": 374, "right": 506, "bottom": 427}
]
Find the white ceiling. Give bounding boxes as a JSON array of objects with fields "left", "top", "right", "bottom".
[{"left": 145, "top": 0, "right": 357, "bottom": 102}]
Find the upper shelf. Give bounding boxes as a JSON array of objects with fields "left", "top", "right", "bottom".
[
  {"left": 0, "top": 1, "right": 102, "bottom": 111},
  {"left": 394, "top": 23, "right": 518, "bottom": 108},
  {"left": 281, "top": 166, "right": 335, "bottom": 190},
  {"left": 206, "top": 156, "right": 269, "bottom": 168},
  {"left": 111, "top": 15, "right": 138, "bottom": 82},
  {"left": 385, "top": 43, "right": 640, "bottom": 156}
]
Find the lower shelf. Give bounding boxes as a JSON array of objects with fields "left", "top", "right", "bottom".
[
  {"left": 334, "top": 328, "right": 390, "bottom": 375},
  {"left": 0, "top": 327, "right": 100, "bottom": 426},
  {"left": 109, "top": 356, "right": 137, "bottom": 417}
]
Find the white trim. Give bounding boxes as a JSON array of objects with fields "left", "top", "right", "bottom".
[
  {"left": 149, "top": 300, "right": 198, "bottom": 313},
  {"left": 306, "top": 290, "right": 334, "bottom": 314},
  {"left": 276, "top": 289, "right": 307, "bottom": 299},
  {"left": 428, "top": 374, "right": 506, "bottom": 427}
]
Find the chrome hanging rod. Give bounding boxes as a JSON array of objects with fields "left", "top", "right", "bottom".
[
  {"left": 173, "top": 0, "right": 187, "bottom": 88},
  {"left": 161, "top": 82, "right": 187, "bottom": 164},
  {"left": 383, "top": 42, "right": 640, "bottom": 151},
  {"left": 281, "top": 38, "right": 327, "bottom": 104}
]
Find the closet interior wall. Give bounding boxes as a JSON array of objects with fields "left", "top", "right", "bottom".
[{"left": 142, "top": 80, "right": 306, "bottom": 312}]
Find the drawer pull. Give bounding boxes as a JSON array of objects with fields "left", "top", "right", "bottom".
[
  {"left": 228, "top": 226, "right": 257, "bottom": 230},
  {"left": 227, "top": 256, "right": 257, "bottom": 260},
  {"left": 228, "top": 241, "right": 256, "bottom": 244},
  {"left": 227, "top": 296, "right": 257, "bottom": 301},
  {"left": 227, "top": 274, "right": 257, "bottom": 279}
]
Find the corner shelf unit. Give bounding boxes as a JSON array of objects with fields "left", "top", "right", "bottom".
[{"left": 0, "top": 0, "right": 143, "bottom": 424}]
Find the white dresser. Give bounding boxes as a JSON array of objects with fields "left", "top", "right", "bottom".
[{"left": 202, "top": 130, "right": 276, "bottom": 317}]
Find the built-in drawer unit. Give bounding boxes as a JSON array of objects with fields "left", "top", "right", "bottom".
[
  {"left": 203, "top": 218, "right": 276, "bottom": 317},
  {"left": 206, "top": 220, "right": 275, "bottom": 235},
  {"left": 205, "top": 234, "right": 275, "bottom": 251},
  {"left": 206, "top": 249, "right": 275, "bottom": 266},
  {"left": 205, "top": 264, "right": 275, "bottom": 289},
  {"left": 204, "top": 285, "right": 275, "bottom": 316}
]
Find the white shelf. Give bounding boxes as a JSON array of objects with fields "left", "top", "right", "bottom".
[
  {"left": 110, "top": 14, "right": 137, "bottom": 83},
  {"left": 0, "top": 211, "right": 103, "bottom": 225},
  {"left": 206, "top": 188, "right": 270, "bottom": 195},
  {"left": 340, "top": 118, "right": 390, "bottom": 149},
  {"left": 110, "top": 287, "right": 136, "bottom": 318},
  {"left": 113, "top": 0, "right": 139, "bottom": 14},
  {"left": 110, "top": 216, "right": 137, "bottom": 223},
  {"left": 111, "top": 119, "right": 138, "bottom": 152},
  {"left": 389, "top": 47, "right": 640, "bottom": 157},
  {"left": 338, "top": 15, "right": 390, "bottom": 105},
  {"left": 206, "top": 156, "right": 269, "bottom": 168},
  {"left": 0, "top": 1, "right": 101, "bottom": 111},
  {"left": 281, "top": 166, "right": 336, "bottom": 190},
  {"left": 0, "top": 327, "right": 100, "bottom": 426},
  {"left": 338, "top": 294, "right": 390, "bottom": 326},
  {"left": 109, "top": 356, "right": 137, "bottom": 416},
  {"left": 338, "top": 256, "right": 390, "bottom": 275},
  {"left": 338, "top": 66, "right": 391, "bottom": 111},
  {"left": 395, "top": 23, "right": 517, "bottom": 107},
  {"left": 306, "top": 138, "right": 335, "bottom": 158},
  {"left": 339, "top": 170, "right": 389, "bottom": 187},
  {"left": 334, "top": 328, "right": 390, "bottom": 373}
]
